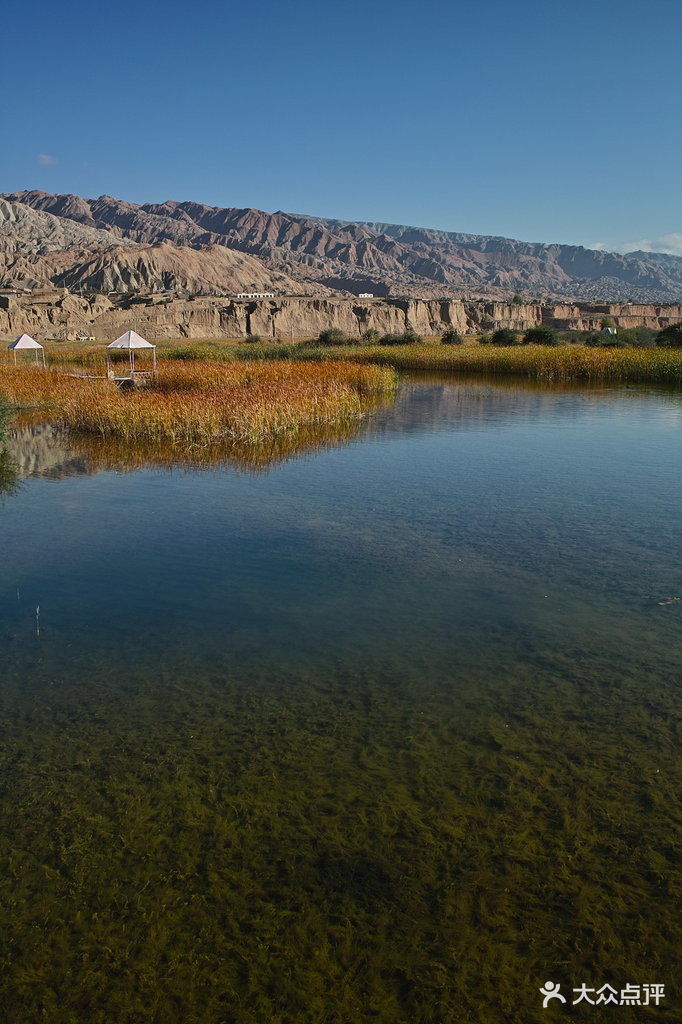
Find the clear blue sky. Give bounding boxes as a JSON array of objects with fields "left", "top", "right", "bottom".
[{"left": 2, "top": 0, "right": 680, "bottom": 254}]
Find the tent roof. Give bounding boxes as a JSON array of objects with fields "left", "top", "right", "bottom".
[
  {"left": 107, "top": 330, "right": 155, "bottom": 350},
  {"left": 8, "top": 333, "right": 43, "bottom": 350}
]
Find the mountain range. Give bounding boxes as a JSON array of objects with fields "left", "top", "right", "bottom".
[{"left": 1, "top": 189, "right": 680, "bottom": 301}]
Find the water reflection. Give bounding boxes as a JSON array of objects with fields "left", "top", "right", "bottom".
[
  {"left": 0, "top": 445, "right": 19, "bottom": 498},
  {"left": 7, "top": 377, "right": 681, "bottom": 480},
  {"left": 5, "top": 409, "right": 382, "bottom": 478}
]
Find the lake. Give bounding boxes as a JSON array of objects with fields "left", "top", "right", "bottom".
[{"left": 0, "top": 376, "right": 680, "bottom": 1023}]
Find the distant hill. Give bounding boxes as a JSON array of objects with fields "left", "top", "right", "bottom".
[
  {"left": 1, "top": 189, "right": 681, "bottom": 300},
  {"left": 54, "top": 242, "right": 302, "bottom": 296}
]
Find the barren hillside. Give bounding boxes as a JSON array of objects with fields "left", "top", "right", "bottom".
[{"left": 2, "top": 190, "right": 681, "bottom": 300}]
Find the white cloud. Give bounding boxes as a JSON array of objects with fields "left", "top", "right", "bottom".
[
  {"left": 621, "top": 233, "right": 682, "bottom": 256},
  {"left": 654, "top": 233, "right": 682, "bottom": 255},
  {"left": 36, "top": 153, "right": 57, "bottom": 166},
  {"left": 589, "top": 242, "right": 607, "bottom": 251}
]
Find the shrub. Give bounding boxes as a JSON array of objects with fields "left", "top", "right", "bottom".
[
  {"left": 656, "top": 324, "right": 682, "bottom": 348},
  {"left": 512, "top": 294, "right": 524, "bottom": 304},
  {"left": 379, "top": 330, "right": 422, "bottom": 346},
  {"left": 585, "top": 332, "right": 626, "bottom": 348},
  {"left": 245, "top": 333, "right": 263, "bottom": 344},
  {"left": 362, "top": 328, "right": 380, "bottom": 344},
  {"left": 441, "top": 328, "right": 463, "bottom": 345},
  {"left": 523, "top": 325, "right": 560, "bottom": 346},
  {"left": 608, "top": 326, "right": 657, "bottom": 347},
  {"left": 491, "top": 328, "right": 519, "bottom": 346},
  {"left": 478, "top": 334, "right": 492, "bottom": 345},
  {"left": 318, "top": 328, "right": 349, "bottom": 346}
]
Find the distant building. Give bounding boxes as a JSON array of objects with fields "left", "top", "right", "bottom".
[
  {"left": 358, "top": 292, "right": 374, "bottom": 299},
  {"left": 236, "top": 292, "right": 274, "bottom": 299},
  {"left": 601, "top": 326, "right": 617, "bottom": 335}
]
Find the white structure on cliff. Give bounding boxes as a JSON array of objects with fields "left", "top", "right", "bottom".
[{"left": 236, "top": 292, "right": 274, "bottom": 299}]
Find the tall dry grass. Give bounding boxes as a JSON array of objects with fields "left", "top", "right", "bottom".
[
  {"left": 317, "top": 343, "right": 682, "bottom": 386},
  {"left": 0, "top": 360, "right": 395, "bottom": 445}
]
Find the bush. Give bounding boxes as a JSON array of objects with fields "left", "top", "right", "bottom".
[
  {"left": 478, "top": 334, "right": 492, "bottom": 345},
  {"left": 656, "top": 324, "right": 682, "bottom": 348},
  {"left": 585, "top": 332, "right": 626, "bottom": 348},
  {"left": 318, "top": 328, "right": 349, "bottom": 346},
  {"left": 245, "top": 333, "right": 263, "bottom": 344},
  {"left": 610, "top": 326, "right": 657, "bottom": 347},
  {"left": 523, "top": 325, "right": 560, "bottom": 345},
  {"left": 491, "top": 328, "right": 519, "bottom": 346},
  {"left": 379, "top": 330, "right": 422, "bottom": 346},
  {"left": 362, "top": 328, "right": 380, "bottom": 344},
  {"left": 512, "top": 294, "right": 524, "bottom": 304},
  {"left": 441, "top": 328, "right": 463, "bottom": 345}
]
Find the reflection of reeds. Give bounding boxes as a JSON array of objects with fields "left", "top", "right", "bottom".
[
  {"left": 0, "top": 361, "right": 396, "bottom": 445},
  {"left": 0, "top": 445, "right": 19, "bottom": 497},
  {"left": 0, "top": 397, "right": 19, "bottom": 496},
  {"left": 62, "top": 414, "right": 384, "bottom": 474}
]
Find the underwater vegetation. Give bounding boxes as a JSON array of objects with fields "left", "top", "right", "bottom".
[
  {"left": 0, "top": 373, "right": 679, "bottom": 1023},
  {"left": 0, "top": 648, "right": 678, "bottom": 1024}
]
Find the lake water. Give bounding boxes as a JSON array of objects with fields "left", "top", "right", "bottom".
[{"left": 0, "top": 377, "right": 680, "bottom": 1023}]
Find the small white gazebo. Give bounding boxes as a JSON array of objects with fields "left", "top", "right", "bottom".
[
  {"left": 7, "top": 333, "right": 46, "bottom": 367},
  {"left": 106, "top": 330, "right": 157, "bottom": 375}
]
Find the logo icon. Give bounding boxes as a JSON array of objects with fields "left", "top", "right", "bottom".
[{"left": 539, "top": 981, "right": 566, "bottom": 1008}]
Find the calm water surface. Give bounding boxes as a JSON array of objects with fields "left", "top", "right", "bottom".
[{"left": 0, "top": 377, "right": 680, "bottom": 1023}]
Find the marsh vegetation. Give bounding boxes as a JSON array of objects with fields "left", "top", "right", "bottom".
[
  {"left": 223, "top": 340, "right": 682, "bottom": 386},
  {"left": 0, "top": 359, "right": 396, "bottom": 445}
]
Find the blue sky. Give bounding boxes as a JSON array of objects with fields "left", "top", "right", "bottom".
[{"left": 2, "top": 0, "right": 680, "bottom": 254}]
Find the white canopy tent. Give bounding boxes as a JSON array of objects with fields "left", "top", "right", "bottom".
[
  {"left": 107, "top": 330, "right": 157, "bottom": 375},
  {"left": 7, "top": 333, "right": 46, "bottom": 367}
]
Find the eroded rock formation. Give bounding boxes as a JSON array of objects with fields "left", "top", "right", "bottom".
[{"left": 1, "top": 291, "right": 679, "bottom": 343}]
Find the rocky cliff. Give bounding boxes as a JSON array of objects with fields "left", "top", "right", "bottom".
[{"left": 1, "top": 292, "right": 679, "bottom": 343}]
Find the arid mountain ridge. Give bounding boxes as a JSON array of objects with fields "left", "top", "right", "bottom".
[{"left": 2, "top": 189, "right": 681, "bottom": 302}]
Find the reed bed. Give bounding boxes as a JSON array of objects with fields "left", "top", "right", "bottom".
[
  {"left": 0, "top": 360, "right": 395, "bottom": 445},
  {"left": 315, "top": 343, "right": 682, "bottom": 386}
]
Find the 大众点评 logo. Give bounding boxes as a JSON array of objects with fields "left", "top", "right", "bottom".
[{"left": 539, "top": 982, "right": 665, "bottom": 1009}]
